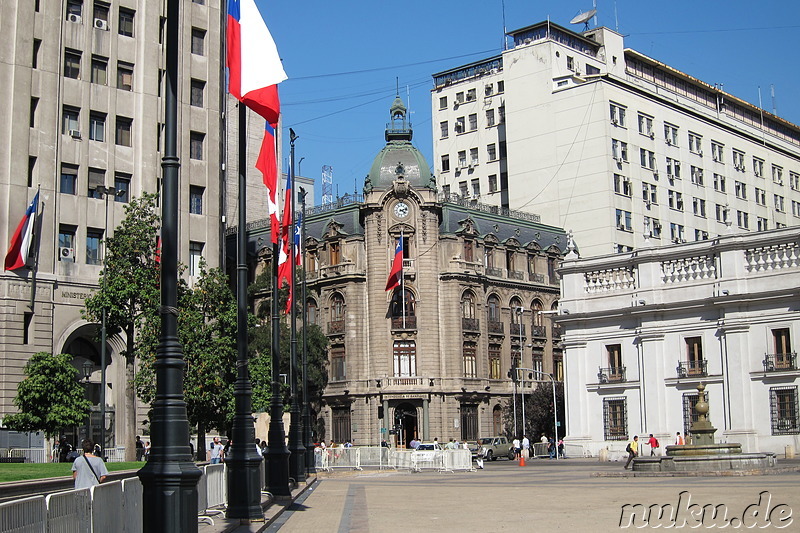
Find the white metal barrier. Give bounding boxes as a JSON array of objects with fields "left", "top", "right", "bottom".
[
  {"left": 412, "top": 450, "right": 443, "bottom": 471},
  {"left": 323, "top": 448, "right": 362, "bottom": 470},
  {"left": 121, "top": 478, "right": 143, "bottom": 533},
  {"left": 0, "top": 495, "right": 46, "bottom": 533},
  {"left": 104, "top": 447, "right": 127, "bottom": 462},
  {"left": 204, "top": 463, "right": 226, "bottom": 509},
  {"left": 441, "top": 449, "right": 474, "bottom": 472},
  {"left": 391, "top": 449, "right": 414, "bottom": 470},
  {"left": 358, "top": 446, "right": 390, "bottom": 468},
  {"left": 45, "top": 488, "right": 90, "bottom": 532},
  {"left": 8, "top": 449, "right": 49, "bottom": 464},
  {"left": 91, "top": 480, "right": 123, "bottom": 532}
]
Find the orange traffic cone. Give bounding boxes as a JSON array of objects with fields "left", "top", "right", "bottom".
[{"left": 519, "top": 454, "right": 526, "bottom": 467}]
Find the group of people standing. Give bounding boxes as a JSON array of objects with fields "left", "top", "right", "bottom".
[{"left": 624, "top": 431, "right": 687, "bottom": 469}]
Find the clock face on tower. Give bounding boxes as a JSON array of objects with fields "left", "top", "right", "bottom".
[{"left": 393, "top": 201, "right": 409, "bottom": 218}]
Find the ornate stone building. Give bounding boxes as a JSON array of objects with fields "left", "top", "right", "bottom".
[{"left": 297, "top": 97, "right": 568, "bottom": 446}]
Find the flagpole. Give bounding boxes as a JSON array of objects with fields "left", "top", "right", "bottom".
[
  {"left": 27, "top": 185, "right": 42, "bottom": 312},
  {"left": 401, "top": 230, "right": 405, "bottom": 330},
  {"left": 299, "top": 187, "right": 314, "bottom": 474},
  {"left": 288, "top": 129, "right": 306, "bottom": 483}
]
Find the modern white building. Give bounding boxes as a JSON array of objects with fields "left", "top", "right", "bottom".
[
  {"left": 558, "top": 227, "right": 799, "bottom": 455},
  {"left": 432, "top": 21, "right": 800, "bottom": 258}
]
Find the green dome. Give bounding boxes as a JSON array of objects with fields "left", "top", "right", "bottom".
[{"left": 364, "top": 96, "right": 435, "bottom": 192}]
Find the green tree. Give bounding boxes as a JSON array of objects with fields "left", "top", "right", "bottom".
[
  {"left": 504, "top": 381, "right": 565, "bottom": 441},
  {"left": 4, "top": 352, "right": 92, "bottom": 438},
  {"left": 83, "top": 193, "right": 160, "bottom": 460}
]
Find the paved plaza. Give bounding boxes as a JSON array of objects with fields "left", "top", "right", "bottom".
[{"left": 264, "top": 458, "right": 800, "bottom": 532}]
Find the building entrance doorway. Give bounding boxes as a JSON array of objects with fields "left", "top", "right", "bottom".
[{"left": 394, "top": 403, "right": 418, "bottom": 448}]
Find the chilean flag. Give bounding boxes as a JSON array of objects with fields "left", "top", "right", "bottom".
[
  {"left": 4, "top": 192, "right": 39, "bottom": 271},
  {"left": 255, "top": 121, "right": 280, "bottom": 243},
  {"left": 226, "top": 0, "right": 286, "bottom": 123},
  {"left": 385, "top": 237, "right": 403, "bottom": 291},
  {"left": 277, "top": 170, "right": 293, "bottom": 292}
]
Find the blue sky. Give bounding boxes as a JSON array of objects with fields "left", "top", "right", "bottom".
[{"left": 258, "top": 0, "right": 800, "bottom": 204}]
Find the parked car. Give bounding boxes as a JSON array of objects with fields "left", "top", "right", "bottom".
[
  {"left": 414, "top": 442, "right": 442, "bottom": 462},
  {"left": 474, "top": 436, "right": 515, "bottom": 461}
]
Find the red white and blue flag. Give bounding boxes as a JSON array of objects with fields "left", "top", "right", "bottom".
[
  {"left": 4, "top": 192, "right": 39, "bottom": 271},
  {"left": 385, "top": 237, "right": 403, "bottom": 291},
  {"left": 255, "top": 121, "right": 280, "bottom": 243},
  {"left": 277, "top": 171, "right": 293, "bottom": 297}
]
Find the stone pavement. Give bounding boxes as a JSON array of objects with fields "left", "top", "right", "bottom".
[{"left": 244, "top": 457, "right": 800, "bottom": 532}]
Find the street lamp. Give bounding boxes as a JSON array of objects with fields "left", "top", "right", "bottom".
[
  {"left": 518, "top": 367, "right": 559, "bottom": 460},
  {"left": 515, "top": 307, "right": 525, "bottom": 438},
  {"left": 82, "top": 361, "right": 93, "bottom": 442}
]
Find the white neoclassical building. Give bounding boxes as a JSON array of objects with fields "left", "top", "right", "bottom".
[{"left": 558, "top": 227, "right": 799, "bottom": 455}]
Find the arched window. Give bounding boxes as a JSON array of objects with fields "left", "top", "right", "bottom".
[
  {"left": 510, "top": 297, "right": 523, "bottom": 324},
  {"left": 331, "top": 293, "right": 345, "bottom": 321},
  {"left": 531, "top": 299, "right": 544, "bottom": 327},
  {"left": 306, "top": 299, "right": 318, "bottom": 325},
  {"left": 389, "top": 288, "right": 416, "bottom": 317},
  {"left": 461, "top": 291, "right": 476, "bottom": 319},
  {"left": 487, "top": 294, "right": 501, "bottom": 322}
]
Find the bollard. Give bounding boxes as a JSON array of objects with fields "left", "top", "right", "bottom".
[
  {"left": 786, "top": 445, "right": 795, "bottom": 459},
  {"left": 598, "top": 448, "right": 609, "bottom": 462}
]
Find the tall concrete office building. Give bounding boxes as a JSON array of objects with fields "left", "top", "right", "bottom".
[
  {"left": 432, "top": 21, "right": 800, "bottom": 258},
  {"left": 0, "top": 0, "right": 229, "bottom": 453}
]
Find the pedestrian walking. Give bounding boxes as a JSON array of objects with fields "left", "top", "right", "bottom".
[
  {"left": 135, "top": 435, "right": 145, "bottom": 461},
  {"left": 209, "top": 437, "right": 224, "bottom": 464},
  {"left": 647, "top": 434, "right": 660, "bottom": 456},
  {"left": 675, "top": 432, "right": 685, "bottom": 445},
  {"left": 512, "top": 437, "right": 521, "bottom": 459},
  {"left": 548, "top": 437, "right": 556, "bottom": 459},
  {"left": 521, "top": 435, "right": 530, "bottom": 459},
  {"left": 558, "top": 438, "right": 565, "bottom": 458},
  {"left": 624, "top": 435, "right": 639, "bottom": 469},
  {"left": 72, "top": 439, "right": 108, "bottom": 490}
]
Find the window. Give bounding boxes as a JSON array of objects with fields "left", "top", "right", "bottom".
[
  {"left": 486, "top": 109, "right": 495, "bottom": 127},
  {"left": 29, "top": 98, "right": 38, "bottom": 128},
  {"left": 487, "top": 294, "right": 500, "bottom": 323},
  {"left": 306, "top": 299, "right": 318, "bottom": 325},
  {"left": 191, "top": 28, "right": 205, "bottom": 55},
  {"left": 790, "top": 172, "right": 799, "bottom": 191},
  {"left": 690, "top": 166, "right": 704, "bottom": 186},
  {"left": 486, "top": 345, "right": 500, "bottom": 380},
  {"left": 32, "top": 39, "right": 42, "bottom": 70},
  {"left": 88, "top": 167, "right": 105, "bottom": 198},
  {"left": 192, "top": 0, "right": 205, "bottom": 4},
  {"left": 670, "top": 223, "right": 685, "bottom": 242},
  {"left": 566, "top": 56, "right": 574, "bottom": 70},
  {"left": 439, "top": 96, "right": 447, "bottom": 110},
  {"left": 463, "top": 343, "right": 477, "bottom": 378},
  {"left": 117, "top": 62, "right": 133, "bottom": 91},
  {"left": 457, "top": 150, "right": 466, "bottom": 168},
  {"left": 115, "top": 116, "right": 132, "bottom": 146},
  {"left": 439, "top": 121, "right": 448, "bottom": 138},
  {"left": 609, "top": 103, "right": 626, "bottom": 127},
  {"left": 86, "top": 228, "right": 103, "bottom": 265},
  {"left": 471, "top": 179, "right": 480, "bottom": 197},
  {"left": 67, "top": 0, "right": 82, "bottom": 18},
  {"left": 466, "top": 88, "right": 476, "bottom": 102},
  {"left": 64, "top": 49, "right": 81, "bottom": 79},
  {"left": 603, "top": 397, "right": 627, "bottom": 440},
  {"left": 613, "top": 174, "right": 632, "bottom": 197},
  {"left": 755, "top": 187, "right": 766, "bottom": 206},
  {"left": 683, "top": 393, "right": 700, "bottom": 439},
  {"left": 58, "top": 225, "right": 76, "bottom": 261},
  {"left": 498, "top": 106, "right": 505, "bottom": 124},
  {"left": 113, "top": 173, "right": 130, "bottom": 202},
  {"left": 190, "top": 79, "right": 205, "bottom": 107},
  {"left": 694, "top": 229, "right": 709, "bottom": 241},
  {"left": 732, "top": 149, "right": 745, "bottom": 171},
  {"left": 684, "top": 337, "right": 704, "bottom": 376},
  {"left": 753, "top": 157, "right": 764, "bottom": 178},
  {"left": 668, "top": 190, "right": 683, "bottom": 211},
  {"left": 772, "top": 328, "right": 793, "bottom": 367},
  {"left": 28, "top": 157, "right": 36, "bottom": 188},
  {"left": 611, "top": 139, "right": 628, "bottom": 162},
  {"left": 642, "top": 183, "right": 657, "bottom": 204},
  {"left": 62, "top": 107, "right": 79, "bottom": 134},
  {"left": 715, "top": 204, "right": 729, "bottom": 223},
  {"left": 440, "top": 154, "right": 450, "bottom": 173},
  {"left": 488, "top": 173, "right": 498, "bottom": 193},
  {"left": 463, "top": 240, "right": 474, "bottom": 263},
  {"left": 458, "top": 181, "right": 468, "bottom": 197},
  {"left": 772, "top": 165, "right": 783, "bottom": 185},
  {"left": 89, "top": 113, "right": 105, "bottom": 142},
  {"left": 190, "top": 131, "right": 204, "bottom": 160},
  {"left": 774, "top": 194, "right": 785, "bottom": 213},
  {"left": 91, "top": 56, "right": 107, "bottom": 84},
  {"left": 692, "top": 197, "right": 706, "bottom": 217},
  {"left": 734, "top": 181, "right": 747, "bottom": 200},
  {"left": 713, "top": 173, "right": 726, "bottom": 192},
  {"left": 756, "top": 217, "right": 768, "bottom": 232},
  {"left": 688, "top": 132, "right": 702, "bottom": 154},
  {"left": 469, "top": 147, "right": 478, "bottom": 165},
  {"left": 607, "top": 344, "right": 623, "bottom": 375},
  {"left": 455, "top": 116, "right": 465, "bottom": 133},
  {"left": 615, "top": 209, "right": 632, "bottom": 231},
  {"left": 118, "top": 8, "right": 134, "bottom": 36},
  {"left": 189, "top": 241, "right": 203, "bottom": 276},
  {"left": 637, "top": 113, "right": 653, "bottom": 137},
  {"left": 737, "top": 210, "right": 749, "bottom": 229},
  {"left": 664, "top": 123, "right": 679, "bottom": 146},
  {"left": 640, "top": 149, "right": 656, "bottom": 170},
  {"left": 461, "top": 292, "right": 476, "bottom": 319},
  {"left": 329, "top": 241, "right": 341, "bottom": 265},
  {"left": 711, "top": 142, "right": 724, "bottom": 163},
  {"left": 60, "top": 164, "right": 78, "bottom": 194},
  {"left": 644, "top": 216, "right": 661, "bottom": 238},
  {"left": 468, "top": 113, "right": 477, "bottom": 131},
  {"left": 666, "top": 157, "right": 681, "bottom": 179},
  {"left": 93, "top": 2, "right": 109, "bottom": 24},
  {"left": 770, "top": 387, "right": 799, "bottom": 435},
  {"left": 190, "top": 186, "right": 204, "bottom": 214},
  {"left": 393, "top": 340, "right": 416, "bottom": 377},
  {"left": 487, "top": 143, "right": 497, "bottom": 161},
  {"left": 455, "top": 91, "right": 464, "bottom": 104}
]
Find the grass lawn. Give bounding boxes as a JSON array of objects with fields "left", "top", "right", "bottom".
[{"left": 0, "top": 462, "right": 144, "bottom": 483}]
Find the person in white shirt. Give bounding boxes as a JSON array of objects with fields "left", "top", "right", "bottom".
[
  {"left": 521, "top": 435, "right": 530, "bottom": 459},
  {"left": 512, "top": 437, "right": 521, "bottom": 459}
]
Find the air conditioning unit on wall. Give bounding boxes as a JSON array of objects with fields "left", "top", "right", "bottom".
[
  {"left": 60, "top": 247, "right": 75, "bottom": 262},
  {"left": 67, "top": 13, "right": 82, "bottom": 23},
  {"left": 94, "top": 18, "right": 108, "bottom": 30}
]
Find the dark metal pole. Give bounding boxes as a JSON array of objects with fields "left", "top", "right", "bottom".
[
  {"left": 138, "top": 0, "right": 201, "bottom": 529},
  {"left": 287, "top": 131, "right": 305, "bottom": 483},
  {"left": 299, "top": 187, "right": 315, "bottom": 474},
  {"left": 99, "top": 186, "right": 115, "bottom": 459},
  {"left": 226, "top": 103, "right": 263, "bottom": 520}
]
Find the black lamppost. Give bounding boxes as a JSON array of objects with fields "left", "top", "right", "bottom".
[
  {"left": 82, "top": 361, "right": 93, "bottom": 442},
  {"left": 299, "top": 187, "right": 315, "bottom": 474},
  {"left": 138, "top": 0, "right": 201, "bottom": 529}
]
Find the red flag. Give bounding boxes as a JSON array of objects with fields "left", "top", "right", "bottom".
[
  {"left": 385, "top": 237, "right": 403, "bottom": 291},
  {"left": 4, "top": 192, "right": 39, "bottom": 271},
  {"left": 255, "top": 120, "right": 280, "bottom": 244}
]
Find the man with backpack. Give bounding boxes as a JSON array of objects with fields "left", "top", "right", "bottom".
[
  {"left": 624, "top": 435, "right": 638, "bottom": 469},
  {"left": 647, "top": 434, "right": 660, "bottom": 456}
]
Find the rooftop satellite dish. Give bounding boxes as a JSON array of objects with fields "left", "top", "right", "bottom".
[{"left": 570, "top": 8, "right": 597, "bottom": 31}]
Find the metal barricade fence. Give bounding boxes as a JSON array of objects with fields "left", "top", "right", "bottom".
[
  {"left": 314, "top": 447, "right": 327, "bottom": 471},
  {"left": 204, "top": 463, "right": 226, "bottom": 509},
  {"left": 45, "top": 489, "right": 90, "bottom": 533},
  {"left": 412, "top": 450, "right": 443, "bottom": 471},
  {"left": 91, "top": 480, "right": 123, "bottom": 533},
  {"left": 532, "top": 442, "right": 550, "bottom": 457},
  {"left": 0, "top": 495, "right": 46, "bottom": 533},
  {"left": 121, "top": 478, "right": 143, "bottom": 533},
  {"left": 441, "top": 449, "right": 474, "bottom": 472},
  {"left": 324, "top": 448, "right": 361, "bottom": 470},
  {"left": 197, "top": 469, "right": 209, "bottom": 513},
  {"left": 390, "top": 449, "right": 414, "bottom": 470},
  {"left": 357, "top": 447, "right": 390, "bottom": 468},
  {"left": 259, "top": 458, "right": 266, "bottom": 491},
  {"left": 104, "top": 447, "right": 127, "bottom": 462},
  {"left": 9, "top": 449, "right": 49, "bottom": 464}
]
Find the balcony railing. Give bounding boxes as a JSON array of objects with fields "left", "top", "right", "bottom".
[
  {"left": 530, "top": 325, "right": 546, "bottom": 337},
  {"left": 508, "top": 271, "right": 524, "bottom": 280},
  {"left": 762, "top": 353, "right": 798, "bottom": 372},
  {"left": 552, "top": 324, "right": 563, "bottom": 338},
  {"left": 386, "top": 377, "right": 425, "bottom": 387},
  {"left": 327, "top": 320, "right": 345, "bottom": 335},
  {"left": 390, "top": 316, "right": 417, "bottom": 330},
  {"left": 488, "top": 321, "right": 504, "bottom": 335},
  {"left": 462, "top": 317, "right": 480, "bottom": 332},
  {"left": 529, "top": 273, "right": 546, "bottom": 284},
  {"left": 510, "top": 323, "right": 525, "bottom": 337},
  {"left": 598, "top": 367, "right": 626, "bottom": 383},
  {"left": 486, "top": 267, "right": 504, "bottom": 278},
  {"left": 677, "top": 359, "right": 707, "bottom": 378}
]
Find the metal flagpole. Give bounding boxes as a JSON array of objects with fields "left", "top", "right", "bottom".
[
  {"left": 299, "top": 187, "right": 315, "bottom": 474},
  {"left": 400, "top": 230, "right": 405, "bottom": 330}
]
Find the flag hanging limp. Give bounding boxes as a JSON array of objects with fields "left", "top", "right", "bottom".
[
  {"left": 385, "top": 237, "right": 403, "bottom": 291},
  {"left": 4, "top": 192, "right": 39, "bottom": 271}
]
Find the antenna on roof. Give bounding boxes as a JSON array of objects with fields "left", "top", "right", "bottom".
[
  {"left": 501, "top": 0, "right": 508, "bottom": 51},
  {"left": 570, "top": 8, "right": 597, "bottom": 31}
]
